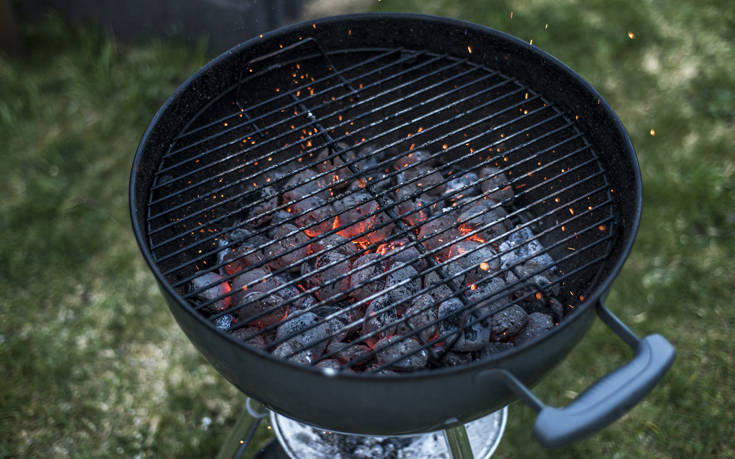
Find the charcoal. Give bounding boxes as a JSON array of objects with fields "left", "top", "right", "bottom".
[
  {"left": 273, "top": 340, "right": 317, "bottom": 366},
  {"left": 269, "top": 210, "right": 294, "bottom": 227},
  {"left": 264, "top": 223, "right": 310, "bottom": 272},
  {"left": 417, "top": 212, "right": 460, "bottom": 257},
  {"left": 274, "top": 280, "right": 315, "bottom": 310},
  {"left": 548, "top": 297, "right": 565, "bottom": 319},
  {"left": 366, "top": 208, "right": 395, "bottom": 245},
  {"left": 479, "top": 166, "right": 514, "bottom": 203},
  {"left": 414, "top": 170, "right": 445, "bottom": 195},
  {"left": 230, "top": 326, "right": 266, "bottom": 349},
  {"left": 190, "top": 272, "right": 231, "bottom": 313},
  {"left": 313, "top": 305, "right": 363, "bottom": 339},
  {"left": 216, "top": 237, "right": 231, "bottom": 274},
  {"left": 490, "top": 304, "right": 529, "bottom": 342},
  {"left": 458, "top": 203, "right": 511, "bottom": 242},
  {"left": 315, "top": 148, "right": 350, "bottom": 191},
  {"left": 349, "top": 253, "right": 385, "bottom": 301},
  {"left": 227, "top": 225, "right": 269, "bottom": 246},
  {"left": 247, "top": 186, "right": 278, "bottom": 226},
  {"left": 222, "top": 243, "right": 266, "bottom": 275},
  {"left": 281, "top": 168, "right": 329, "bottom": 203},
  {"left": 315, "top": 359, "right": 346, "bottom": 373},
  {"left": 326, "top": 341, "right": 373, "bottom": 366},
  {"left": 214, "top": 314, "right": 233, "bottom": 331},
  {"left": 515, "top": 312, "right": 554, "bottom": 345},
  {"left": 310, "top": 232, "right": 358, "bottom": 257},
  {"left": 384, "top": 263, "right": 421, "bottom": 306},
  {"left": 291, "top": 196, "right": 334, "bottom": 238},
  {"left": 443, "top": 172, "right": 480, "bottom": 203},
  {"left": 375, "top": 336, "right": 428, "bottom": 370},
  {"left": 396, "top": 294, "right": 438, "bottom": 342},
  {"left": 231, "top": 268, "right": 277, "bottom": 304},
  {"left": 393, "top": 150, "right": 435, "bottom": 180},
  {"left": 423, "top": 270, "right": 454, "bottom": 301},
  {"left": 310, "top": 251, "right": 351, "bottom": 302},
  {"left": 444, "top": 352, "right": 473, "bottom": 366},
  {"left": 438, "top": 298, "right": 490, "bottom": 352},
  {"left": 236, "top": 291, "right": 287, "bottom": 327},
  {"left": 466, "top": 276, "right": 508, "bottom": 317},
  {"left": 377, "top": 238, "right": 428, "bottom": 272},
  {"left": 499, "top": 227, "right": 555, "bottom": 272},
  {"left": 362, "top": 295, "right": 399, "bottom": 343},
  {"left": 276, "top": 311, "right": 330, "bottom": 356},
  {"left": 479, "top": 341, "right": 515, "bottom": 359},
  {"left": 445, "top": 240, "right": 499, "bottom": 284}
]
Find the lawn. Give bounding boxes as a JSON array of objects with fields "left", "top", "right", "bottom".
[{"left": 1, "top": 1, "right": 733, "bottom": 457}]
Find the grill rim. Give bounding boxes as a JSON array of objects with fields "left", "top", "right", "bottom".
[{"left": 129, "top": 12, "right": 642, "bottom": 380}]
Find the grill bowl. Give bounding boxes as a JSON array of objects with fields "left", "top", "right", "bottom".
[{"left": 130, "top": 13, "right": 671, "bottom": 442}]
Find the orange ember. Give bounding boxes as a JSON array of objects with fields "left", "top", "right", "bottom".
[{"left": 479, "top": 262, "right": 490, "bottom": 271}]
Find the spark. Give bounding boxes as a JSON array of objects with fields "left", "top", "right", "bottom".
[
  {"left": 650, "top": 129, "right": 656, "bottom": 136},
  {"left": 467, "top": 45, "right": 472, "bottom": 54},
  {"left": 628, "top": 32, "right": 635, "bottom": 39}
]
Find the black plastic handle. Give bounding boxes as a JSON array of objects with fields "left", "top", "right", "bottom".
[{"left": 506, "top": 302, "right": 675, "bottom": 448}]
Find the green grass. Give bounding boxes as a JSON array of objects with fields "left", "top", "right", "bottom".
[{"left": 1, "top": 1, "right": 734, "bottom": 456}]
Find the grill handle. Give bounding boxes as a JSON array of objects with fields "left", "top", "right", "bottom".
[{"left": 505, "top": 301, "right": 675, "bottom": 448}]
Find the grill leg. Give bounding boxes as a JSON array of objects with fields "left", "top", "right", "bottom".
[
  {"left": 444, "top": 424, "right": 475, "bottom": 459},
  {"left": 216, "top": 398, "right": 267, "bottom": 459}
]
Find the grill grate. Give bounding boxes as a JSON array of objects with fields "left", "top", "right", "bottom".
[{"left": 145, "top": 39, "right": 617, "bottom": 373}]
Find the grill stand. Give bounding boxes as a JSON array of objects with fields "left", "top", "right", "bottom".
[{"left": 218, "top": 398, "right": 507, "bottom": 459}]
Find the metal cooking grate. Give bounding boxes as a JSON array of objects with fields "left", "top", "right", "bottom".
[{"left": 145, "top": 37, "right": 617, "bottom": 373}]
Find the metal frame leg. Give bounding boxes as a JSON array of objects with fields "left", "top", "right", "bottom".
[
  {"left": 444, "top": 423, "right": 475, "bottom": 459},
  {"left": 216, "top": 398, "right": 268, "bottom": 459}
]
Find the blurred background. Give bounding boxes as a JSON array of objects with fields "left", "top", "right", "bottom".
[{"left": 1, "top": 0, "right": 733, "bottom": 457}]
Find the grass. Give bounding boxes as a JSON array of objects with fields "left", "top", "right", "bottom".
[{"left": 1, "top": 1, "right": 733, "bottom": 456}]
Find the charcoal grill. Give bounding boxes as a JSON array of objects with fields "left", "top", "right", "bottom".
[{"left": 130, "top": 13, "right": 675, "bottom": 450}]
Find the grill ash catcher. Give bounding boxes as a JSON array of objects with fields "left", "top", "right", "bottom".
[{"left": 129, "top": 13, "right": 675, "bottom": 457}]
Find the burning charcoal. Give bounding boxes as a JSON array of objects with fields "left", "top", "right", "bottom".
[
  {"left": 273, "top": 340, "right": 316, "bottom": 366},
  {"left": 458, "top": 203, "right": 511, "bottom": 242},
  {"left": 490, "top": 304, "right": 529, "bottom": 342},
  {"left": 291, "top": 196, "right": 334, "bottom": 238},
  {"left": 396, "top": 294, "right": 438, "bottom": 342},
  {"left": 443, "top": 172, "right": 480, "bottom": 204},
  {"left": 276, "top": 311, "right": 331, "bottom": 357},
  {"left": 385, "top": 262, "right": 421, "bottom": 306},
  {"left": 216, "top": 237, "right": 231, "bottom": 274},
  {"left": 444, "top": 352, "right": 473, "bottom": 367},
  {"left": 515, "top": 312, "right": 554, "bottom": 345},
  {"left": 445, "top": 240, "right": 499, "bottom": 284},
  {"left": 282, "top": 168, "right": 329, "bottom": 203},
  {"left": 548, "top": 297, "right": 565, "bottom": 319},
  {"left": 310, "top": 232, "right": 358, "bottom": 257},
  {"left": 231, "top": 268, "right": 277, "bottom": 304},
  {"left": 309, "top": 251, "right": 352, "bottom": 302},
  {"left": 479, "top": 166, "right": 514, "bottom": 203},
  {"left": 415, "top": 170, "right": 445, "bottom": 195},
  {"left": 500, "top": 227, "right": 556, "bottom": 272},
  {"left": 222, "top": 243, "right": 266, "bottom": 276},
  {"left": 479, "top": 341, "right": 515, "bottom": 359},
  {"left": 247, "top": 186, "right": 278, "bottom": 227},
  {"left": 236, "top": 291, "right": 287, "bottom": 327},
  {"left": 190, "top": 272, "right": 231, "bottom": 313},
  {"left": 375, "top": 335, "right": 428, "bottom": 371},
  {"left": 438, "top": 298, "right": 490, "bottom": 352},
  {"left": 366, "top": 207, "right": 396, "bottom": 245},
  {"left": 230, "top": 326, "right": 266, "bottom": 349},
  {"left": 362, "top": 295, "right": 399, "bottom": 343},
  {"left": 214, "top": 314, "right": 233, "bottom": 331},
  {"left": 265, "top": 223, "right": 310, "bottom": 272},
  {"left": 349, "top": 253, "right": 385, "bottom": 302},
  {"left": 423, "top": 270, "right": 454, "bottom": 301},
  {"left": 326, "top": 341, "right": 373, "bottom": 366},
  {"left": 376, "top": 239, "right": 428, "bottom": 272},
  {"left": 418, "top": 212, "right": 460, "bottom": 257},
  {"left": 269, "top": 210, "right": 294, "bottom": 227},
  {"left": 331, "top": 192, "right": 380, "bottom": 240}
]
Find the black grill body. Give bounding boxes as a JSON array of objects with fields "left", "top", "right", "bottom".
[{"left": 130, "top": 14, "right": 671, "bottom": 441}]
